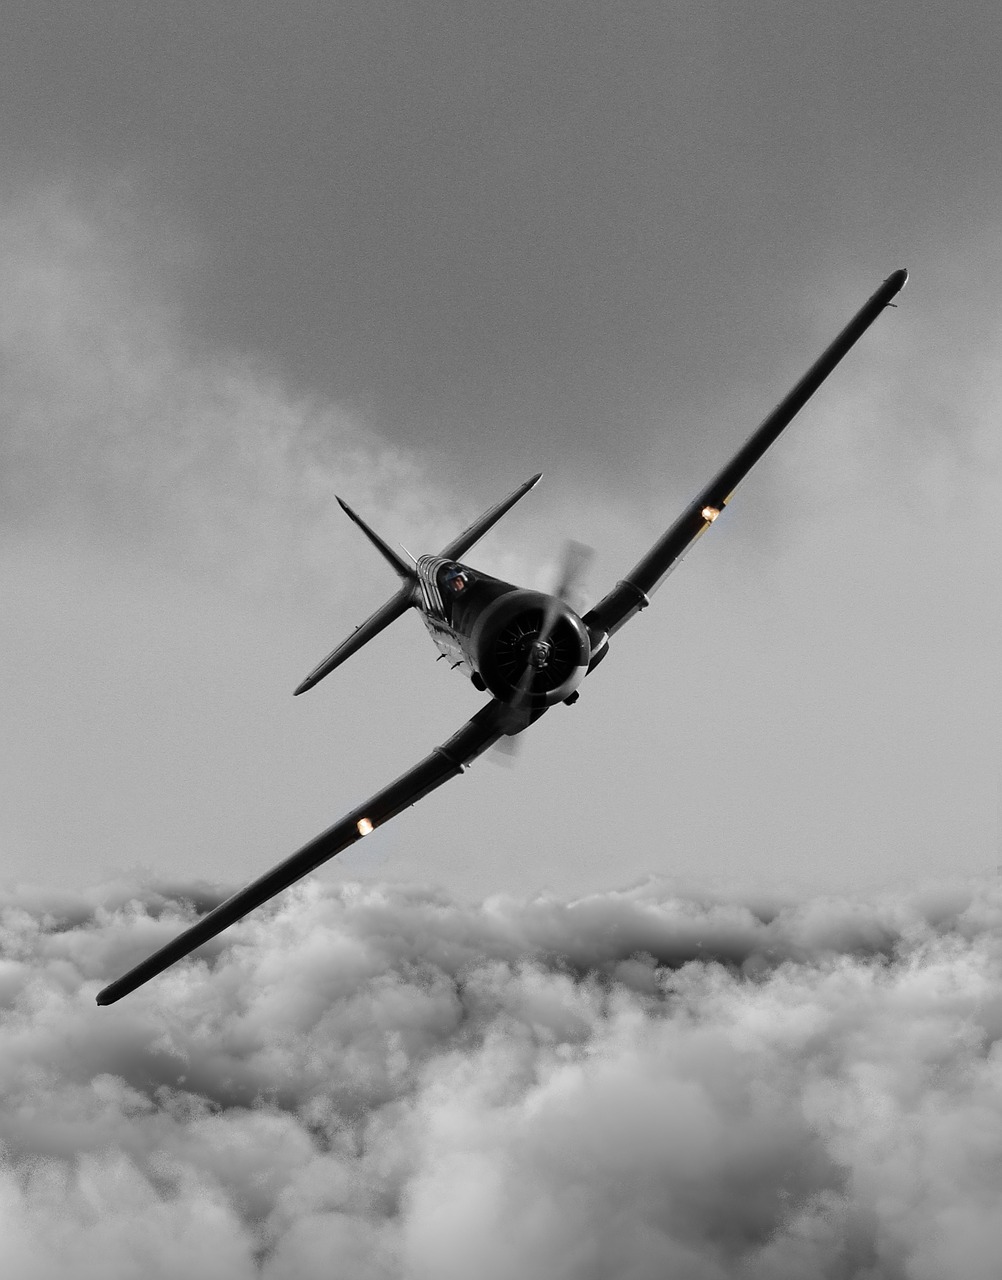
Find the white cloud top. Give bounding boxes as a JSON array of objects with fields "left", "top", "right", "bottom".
[{"left": 3, "top": 876, "right": 1002, "bottom": 1278}]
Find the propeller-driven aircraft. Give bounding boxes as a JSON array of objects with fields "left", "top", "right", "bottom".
[{"left": 97, "top": 269, "right": 907, "bottom": 1005}]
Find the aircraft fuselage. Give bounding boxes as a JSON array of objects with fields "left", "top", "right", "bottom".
[{"left": 413, "top": 554, "right": 593, "bottom": 709}]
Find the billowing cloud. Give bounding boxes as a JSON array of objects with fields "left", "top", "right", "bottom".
[
  {"left": 3, "top": 874, "right": 1002, "bottom": 1278},
  {"left": 0, "top": 185, "right": 471, "bottom": 595}
]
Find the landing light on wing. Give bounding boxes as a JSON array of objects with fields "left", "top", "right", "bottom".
[
  {"left": 356, "top": 818, "right": 374, "bottom": 836},
  {"left": 702, "top": 506, "right": 721, "bottom": 522}
]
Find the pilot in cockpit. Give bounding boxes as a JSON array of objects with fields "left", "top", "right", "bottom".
[{"left": 442, "top": 565, "right": 471, "bottom": 596}]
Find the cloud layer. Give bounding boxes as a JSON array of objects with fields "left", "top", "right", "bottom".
[
  {"left": 3, "top": 875, "right": 1002, "bottom": 1279},
  {"left": 0, "top": 186, "right": 469, "bottom": 595}
]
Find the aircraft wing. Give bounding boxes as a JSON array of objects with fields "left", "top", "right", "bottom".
[
  {"left": 96, "top": 701, "right": 509, "bottom": 1005},
  {"left": 584, "top": 269, "right": 907, "bottom": 639}
]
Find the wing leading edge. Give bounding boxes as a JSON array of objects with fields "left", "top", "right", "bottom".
[
  {"left": 584, "top": 269, "right": 908, "bottom": 639},
  {"left": 96, "top": 702, "right": 508, "bottom": 1005}
]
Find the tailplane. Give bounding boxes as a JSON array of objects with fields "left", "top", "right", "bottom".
[
  {"left": 294, "top": 582, "right": 414, "bottom": 695},
  {"left": 295, "top": 475, "right": 542, "bottom": 695},
  {"left": 294, "top": 497, "right": 417, "bottom": 695},
  {"left": 438, "top": 473, "right": 541, "bottom": 559}
]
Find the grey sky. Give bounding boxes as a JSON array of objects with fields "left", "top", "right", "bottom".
[
  {"left": 5, "top": 10, "right": 1002, "bottom": 1277},
  {"left": 3, "top": 2, "right": 1002, "bottom": 902},
  {"left": 6, "top": 2, "right": 999, "bottom": 471}
]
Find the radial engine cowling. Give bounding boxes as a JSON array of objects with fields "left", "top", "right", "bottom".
[{"left": 469, "top": 590, "right": 592, "bottom": 706}]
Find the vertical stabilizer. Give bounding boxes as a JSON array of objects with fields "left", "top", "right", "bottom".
[
  {"left": 294, "top": 497, "right": 418, "bottom": 695},
  {"left": 336, "top": 497, "right": 415, "bottom": 578}
]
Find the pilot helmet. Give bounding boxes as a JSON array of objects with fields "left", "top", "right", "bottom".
[{"left": 441, "top": 564, "right": 471, "bottom": 595}]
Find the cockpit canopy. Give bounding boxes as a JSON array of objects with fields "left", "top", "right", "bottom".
[{"left": 439, "top": 563, "right": 474, "bottom": 596}]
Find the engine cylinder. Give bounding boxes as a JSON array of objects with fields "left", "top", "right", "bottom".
[{"left": 469, "top": 590, "right": 591, "bottom": 706}]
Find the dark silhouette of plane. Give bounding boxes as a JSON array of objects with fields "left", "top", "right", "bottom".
[{"left": 97, "top": 269, "right": 907, "bottom": 1005}]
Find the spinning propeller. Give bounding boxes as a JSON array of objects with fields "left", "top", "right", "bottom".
[{"left": 495, "top": 540, "right": 593, "bottom": 754}]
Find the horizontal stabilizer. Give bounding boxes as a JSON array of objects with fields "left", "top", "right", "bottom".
[
  {"left": 294, "top": 582, "right": 414, "bottom": 695},
  {"left": 439, "top": 473, "right": 542, "bottom": 560}
]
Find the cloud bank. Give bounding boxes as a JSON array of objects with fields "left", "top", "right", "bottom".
[
  {"left": 3, "top": 875, "right": 1002, "bottom": 1279},
  {"left": 0, "top": 185, "right": 465, "bottom": 595}
]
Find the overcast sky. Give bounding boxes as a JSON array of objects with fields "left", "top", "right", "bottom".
[
  {"left": 5, "top": 5, "right": 1002, "bottom": 1276},
  {"left": 3, "top": 2, "right": 1002, "bottom": 906}
]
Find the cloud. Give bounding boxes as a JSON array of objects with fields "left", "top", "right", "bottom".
[
  {"left": 3, "top": 874, "right": 1002, "bottom": 1278},
  {"left": 0, "top": 183, "right": 550, "bottom": 601},
  {"left": 0, "top": 181, "right": 567, "bottom": 896}
]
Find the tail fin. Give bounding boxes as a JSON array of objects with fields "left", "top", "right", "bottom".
[
  {"left": 295, "top": 476, "right": 542, "bottom": 695},
  {"left": 294, "top": 498, "right": 417, "bottom": 695},
  {"left": 336, "top": 497, "right": 413, "bottom": 578}
]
